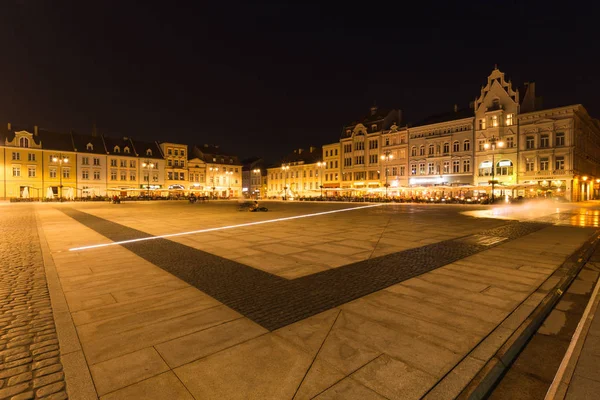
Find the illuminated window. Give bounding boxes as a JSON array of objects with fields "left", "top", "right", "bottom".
[
  {"left": 13, "top": 166, "right": 21, "bottom": 177},
  {"left": 540, "top": 157, "right": 549, "bottom": 171},
  {"left": 506, "top": 113, "right": 514, "bottom": 126},
  {"left": 28, "top": 167, "right": 36, "bottom": 178},
  {"left": 506, "top": 137, "right": 514, "bottom": 148},
  {"left": 491, "top": 115, "right": 498, "bottom": 127},
  {"left": 555, "top": 157, "right": 565, "bottom": 170},
  {"left": 19, "top": 137, "right": 30, "bottom": 147},
  {"left": 453, "top": 160, "right": 460, "bottom": 173},
  {"left": 479, "top": 119, "right": 486, "bottom": 130}
]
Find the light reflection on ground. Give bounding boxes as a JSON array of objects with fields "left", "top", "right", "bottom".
[{"left": 463, "top": 200, "right": 600, "bottom": 228}]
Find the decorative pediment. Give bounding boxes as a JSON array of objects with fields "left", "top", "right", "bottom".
[
  {"left": 352, "top": 123, "right": 367, "bottom": 137},
  {"left": 6, "top": 130, "right": 42, "bottom": 149}
]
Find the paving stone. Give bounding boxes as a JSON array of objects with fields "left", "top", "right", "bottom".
[
  {"left": 0, "top": 382, "right": 29, "bottom": 399},
  {"left": 33, "top": 364, "right": 62, "bottom": 378},
  {"left": 10, "top": 391, "right": 34, "bottom": 400},
  {"left": 7, "top": 371, "right": 32, "bottom": 386},
  {"left": 35, "top": 382, "right": 65, "bottom": 398}
]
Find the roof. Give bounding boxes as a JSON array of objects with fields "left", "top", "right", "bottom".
[
  {"left": 71, "top": 132, "right": 106, "bottom": 154},
  {"left": 102, "top": 136, "right": 135, "bottom": 156},
  {"left": 408, "top": 108, "right": 474, "bottom": 128},
  {"left": 129, "top": 138, "right": 163, "bottom": 160},
  {"left": 341, "top": 108, "right": 402, "bottom": 138},
  {"left": 191, "top": 144, "right": 241, "bottom": 165},
  {"left": 281, "top": 147, "right": 322, "bottom": 165}
]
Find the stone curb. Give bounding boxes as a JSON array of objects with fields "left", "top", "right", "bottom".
[
  {"left": 35, "top": 211, "right": 98, "bottom": 400},
  {"left": 455, "top": 230, "right": 600, "bottom": 400}
]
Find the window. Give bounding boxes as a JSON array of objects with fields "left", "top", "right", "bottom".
[
  {"left": 12, "top": 152, "right": 20, "bottom": 161},
  {"left": 19, "top": 137, "right": 29, "bottom": 147},
  {"left": 13, "top": 166, "right": 21, "bottom": 177},
  {"left": 119, "top": 160, "right": 125, "bottom": 167},
  {"left": 167, "top": 148, "right": 173, "bottom": 155},
  {"left": 385, "top": 137, "right": 390, "bottom": 146},
  {"left": 453, "top": 160, "right": 460, "bottom": 173},
  {"left": 335, "top": 149, "right": 338, "bottom": 155},
  {"left": 526, "top": 159, "right": 535, "bottom": 172},
  {"left": 50, "top": 168, "right": 57, "bottom": 178},
  {"left": 355, "top": 156, "right": 364, "bottom": 165},
  {"left": 344, "top": 157, "right": 352, "bottom": 166},
  {"left": 369, "top": 140, "right": 378, "bottom": 149},
  {"left": 453, "top": 141, "right": 459, "bottom": 152},
  {"left": 400, "top": 166, "right": 405, "bottom": 176},
  {"left": 94, "top": 171, "right": 100, "bottom": 180},
  {"left": 93, "top": 158, "right": 100, "bottom": 166},
  {"left": 180, "top": 172, "right": 185, "bottom": 180},
  {"left": 506, "top": 113, "right": 514, "bottom": 126},
  {"left": 114, "top": 146, "right": 120, "bottom": 153},
  {"left": 110, "top": 159, "right": 117, "bottom": 167},
  {"left": 120, "top": 171, "right": 126, "bottom": 181},
  {"left": 369, "top": 154, "right": 378, "bottom": 164},
  {"left": 82, "top": 157, "right": 89, "bottom": 165},
  {"left": 463, "top": 140, "right": 470, "bottom": 151},
  {"left": 419, "top": 146, "right": 425, "bottom": 156},
  {"left": 540, "top": 157, "right": 549, "bottom": 171},
  {"left": 419, "top": 163, "right": 425, "bottom": 175},
  {"left": 411, "top": 164, "right": 417, "bottom": 175},
  {"left": 63, "top": 169, "right": 70, "bottom": 179},
  {"left": 130, "top": 172, "right": 136, "bottom": 181},
  {"left": 479, "top": 119, "right": 486, "bottom": 130},
  {"left": 354, "top": 141, "right": 365, "bottom": 150},
  {"left": 28, "top": 167, "right": 36, "bottom": 178},
  {"left": 443, "top": 143, "right": 449, "bottom": 154},
  {"left": 110, "top": 171, "right": 117, "bottom": 180},
  {"left": 335, "top": 160, "right": 338, "bottom": 168},
  {"left": 478, "top": 140, "right": 485, "bottom": 151},
  {"left": 344, "top": 144, "right": 352, "bottom": 153},
  {"left": 86, "top": 143, "right": 93, "bottom": 151},
  {"left": 174, "top": 160, "right": 179, "bottom": 167},
  {"left": 391, "top": 167, "right": 397, "bottom": 176},
  {"left": 168, "top": 160, "right": 172, "bottom": 167},
  {"left": 540, "top": 134, "right": 549, "bottom": 148},
  {"left": 496, "top": 160, "right": 513, "bottom": 176},
  {"left": 428, "top": 163, "right": 435, "bottom": 174},
  {"left": 26, "top": 153, "right": 35, "bottom": 162},
  {"left": 506, "top": 137, "right": 514, "bottom": 148},
  {"left": 526, "top": 136, "right": 535, "bottom": 149},
  {"left": 491, "top": 115, "right": 498, "bottom": 127},
  {"left": 411, "top": 146, "right": 417, "bottom": 156},
  {"left": 555, "top": 156, "right": 565, "bottom": 170},
  {"left": 82, "top": 170, "right": 89, "bottom": 179},
  {"left": 174, "top": 149, "right": 179, "bottom": 156},
  {"left": 443, "top": 161, "right": 450, "bottom": 174},
  {"left": 130, "top": 160, "right": 136, "bottom": 168},
  {"left": 124, "top": 147, "right": 130, "bottom": 154},
  {"left": 556, "top": 132, "right": 565, "bottom": 146},
  {"left": 428, "top": 145, "right": 434, "bottom": 155},
  {"left": 463, "top": 159, "right": 470, "bottom": 173}
]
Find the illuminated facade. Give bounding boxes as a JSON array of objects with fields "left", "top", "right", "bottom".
[
  {"left": 159, "top": 142, "right": 188, "bottom": 191},
  {"left": 190, "top": 144, "right": 242, "bottom": 198},
  {"left": 322, "top": 142, "right": 340, "bottom": 191},
  {"left": 267, "top": 147, "right": 323, "bottom": 199}
]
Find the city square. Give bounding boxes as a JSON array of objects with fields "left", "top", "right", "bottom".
[{"left": 2, "top": 199, "right": 600, "bottom": 399}]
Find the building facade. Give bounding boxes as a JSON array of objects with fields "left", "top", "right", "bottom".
[
  {"left": 267, "top": 147, "right": 323, "bottom": 199},
  {"left": 322, "top": 142, "right": 340, "bottom": 192},
  {"left": 190, "top": 144, "right": 243, "bottom": 198}
]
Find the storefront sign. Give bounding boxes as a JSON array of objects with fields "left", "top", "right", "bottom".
[
  {"left": 409, "top": 177, "right": 444, "bottom": 185},
  {"left": 498, "top": 160, "right": 512, "bottom": 167}
]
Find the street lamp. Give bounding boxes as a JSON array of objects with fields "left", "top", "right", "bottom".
[
  {"left": 483, "top": 136, "right": 505, "bottom": 203},
  {"left": 316, "top": 161, "right": 325, "bottom": 199},
  {"left": 209, "top": 166, "right": 218, "bottom": 199},
  {"left": 380, "top": 150, "right": 393, "bottom": 199},
  {"left": 281, "top": 165, "right": 290, "bottom": 200},
  {"left": 225, "top": 170, "right": 233, "bottom": 198},
  {"left": 52, "top": 155, "right": 69, "bottom": 201},
  {"left": 252, "top": 169, "right": 261, "bottom": 199},
  {"left": 141, "top": 160, "right": 155, "bottom": 198}
]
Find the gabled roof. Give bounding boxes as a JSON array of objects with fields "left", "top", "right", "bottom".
[
  {"left": 191, "top": 144, "right": 241, "bottom": 164},
  {"left": 130, "top": 138, "right": 163, "bottom": 160},
  {"left": 341, "top": 108, "right": 402, "bottom": 139},
  {"left": 102, "top": 135, "right": 135, "bottom": 156}
]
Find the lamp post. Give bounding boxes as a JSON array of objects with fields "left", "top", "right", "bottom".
[
  {"left": 281, "top": 165, "right": 289, "bottom": 200},
  {"left": 209, "top": 166, "right": 218, "bottom": 199},
  {"left": 252, "top": 169, "right": 261, "bottom": 199},
  {"left": 52, "top": 154, "right": 69, "bottom": 202},
  {"left": 380, "top": 150, "right": 393, "bottom": 199},
  {"left": 316, "top": 161, "right": 325, "bottom": 199},
  {"left": 225, "top": 170, "right": 233, "bottom": 198},
  {"left": 141, "top": 160, "right": 155, "bottom": 198},
  {"left": 483, "top": 136, "right": 504, "bottom": 203}
]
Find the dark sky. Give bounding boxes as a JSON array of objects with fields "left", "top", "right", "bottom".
[{"left": 1, "top": 1, "right": 598, "bottom": 163}]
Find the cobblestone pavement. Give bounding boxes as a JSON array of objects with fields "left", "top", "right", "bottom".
[
  {"left": 62, "top": 207, "right": 549, "bottom": 330},
  {"left": 0, "top": 207, "right": 67, "bottom": 400}
]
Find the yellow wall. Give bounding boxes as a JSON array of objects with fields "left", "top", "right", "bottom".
[
  {"left": 41, "top": 150, "right": 77, "bottom": 199},
  {"left": 3, "top": 147, "right": 44, "bottom": 199}
]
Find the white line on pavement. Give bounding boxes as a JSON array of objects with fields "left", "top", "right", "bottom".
[{"left": 69, "top": 203, "right": 384, "bottom": 252}]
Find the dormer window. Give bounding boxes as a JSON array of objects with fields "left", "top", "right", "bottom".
[
  {"left": 114, "top": 146, "right": 120, "bottom": 153},
  {"left": 19, "top": 137, "right": 30, "bottom": 148},
  {"left": 124, "top": 146, "right": 130, "bottom": 154},
  {"left": 146, "top": 149, "right": 152, "bottom": 156},
  {"left": 371, "top": 124, "right": 377, "bottom": 131},
  {"left": 86, "top": 143, "right": 93, "bottom": 151}
]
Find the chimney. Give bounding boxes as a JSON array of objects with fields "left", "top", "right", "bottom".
[
  {"left": 310, "top": 146, "right": 316, "bottom": 153},
  {"left": 298, "top": 148, "right": 303, "bottom": 154},
  {"left": 34, "top": 126, "right": 38, "bottom": 136},
  {"left": 92, "top": 122, "right": 97, "bottom": 137},
  {"left": 7, "top": 123, "right": 11, "bottom": 131},
  {"left": 370, "top": 104, "right": 378, "bottom": 116},
  {"left": 454, "top": 104, "right": 458, "bottom": 113},
  {"left": 521, "top": 82, "right": 536, "bottom": 113}
]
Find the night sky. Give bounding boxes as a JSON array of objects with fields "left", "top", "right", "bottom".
[{"left": 1, "top": 1, "right": 598, "bottom": 163}]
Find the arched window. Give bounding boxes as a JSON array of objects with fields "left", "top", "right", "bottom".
[
  {"left": 19, "top": 137, "right": 29, "bottom": 148},
  {"left": 146, "top": 149, "right": 152, "bottom": 156},
  {"left": 443, "top": 142, "right": 450, "bottom": 154},
  {"left": 86, "top": 143, "right": 93, "bottom": 151},
  {"left": 419, "top": 146, "right": 425, "bottom": 156},
  {"left": 496, "top": 160, "right": 513, "bottom": 176},
  {"left": 124, "top": 146, "right": 130, "bottom": 154},
  {"left": 463, "top": 140, "right": 471, "bottom": 151},
  {"left": 114, "top": 146, "right": 120, "bottom": 153},
  {"left": 428, "top": 145, "right": 434, "bottom": 155},
  {"left": 453, "top": 141, "right": 460, "bottom": 152},
  {"left": 411, "top": 146, "right": 417, "bottom": 157}
]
